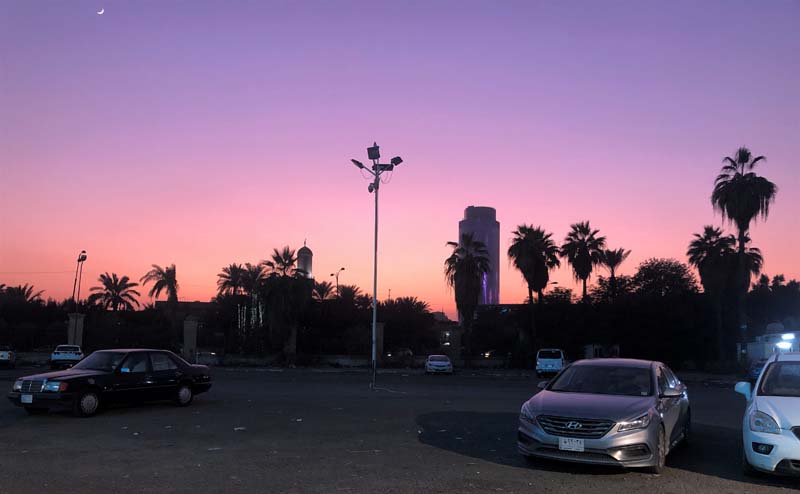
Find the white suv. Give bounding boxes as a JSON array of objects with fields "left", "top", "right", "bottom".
[
  {"left": 735, "top": 352, "right": 800, "bottom": 476},
  {"left": 50, "top": 345, "right": 84, "bottom": 369}
]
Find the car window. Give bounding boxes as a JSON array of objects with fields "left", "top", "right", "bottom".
[
  {"left": 656, "top": 368, "right": 669, "bottom": 395},
  {"left": 758, "top": 362, "right": 800, "bottom": 397},
  {"left": 150, "top": 352, "right": 178, "bottom": 372},
  {"left": 549, "top": 365, "right": 653, "bottom": 397},
  {"left": 538, "top": 350, "right": 562, "bottom": 359},
  {"left": 120, "top": 353, "right": 150, "bottom": 374},
  {"left": 663, "top": 366, "right": 679, "bottom": 389}
]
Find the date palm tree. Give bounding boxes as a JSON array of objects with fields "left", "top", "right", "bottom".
[
  {"left": 313, "top": 281, "right": 335, "bottom": 302},
  {"left": 600, "top": 248, "right": 631, "bottom": 299},
  {"left": 561, "top": 221, "right": 606, "bottom": 301},
  {"left": 88, "top": 273, "right": 140, "bottom": 311},
  {"left": 263, "top": 246, "right": 301, "bottom": 277},
  {"left": 217, "top": 263, "right": 245, "bottom": 297},
  {"left": 4, "top": 284, "right": 44, "bottom": 303},
  {"left": 262, "top": 247, "right": 312, "bottom": 363},
  {"left": 712, "top": 147, "right": 777, "bottom": 334},
  {"left": 140, "top": 264, "right": 179, "bottom": 303},
  {"left": 445, "top": 232, "right": 491, "bottom": 362},
  {"left": 508, "top": 225, "right": 560, "bottom": 351}
]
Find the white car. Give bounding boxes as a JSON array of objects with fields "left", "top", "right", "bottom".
[
  {"left": 735, "top": 352, "right": 800, "bottom": 476},
  {"left": 425, "top": 355, "right": 453, "bottom": 374},
  {"left": 536, "top": 348, "right": 565, "bottom": 377},
  {"left": 50, "top": 345, "right": 84, "bottom": 369}
]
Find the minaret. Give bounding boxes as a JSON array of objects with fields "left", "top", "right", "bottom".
[{"left": 297, "top": 240, "right": 313, "bottom": 279}]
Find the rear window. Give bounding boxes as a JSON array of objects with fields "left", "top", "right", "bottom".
[
  {"left": 56, "top": 346, "right": 80, "bottom": 352},
  {"left": 429, "top": 356, "right": 450, "bottom": 362},
  {"left": 538, "top": 350, "right": 562, "bottom": 359}
]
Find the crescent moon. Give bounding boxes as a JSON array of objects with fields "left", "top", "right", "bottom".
[{"left": 97, "top": 8, "right": 104, "bottom": 15}]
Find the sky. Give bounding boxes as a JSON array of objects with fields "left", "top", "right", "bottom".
[{"left": 1, "top": 0, "right": 798, "bottom": 319}]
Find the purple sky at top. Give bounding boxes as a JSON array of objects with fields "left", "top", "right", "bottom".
[{"left": 1, "top": 0, "right": 798, "bottom": 317}]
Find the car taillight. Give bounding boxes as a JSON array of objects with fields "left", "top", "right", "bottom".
[{"left": 59, "top": 382, "right": 69, "bottom": 392}]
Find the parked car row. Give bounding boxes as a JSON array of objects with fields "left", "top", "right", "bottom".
[{"left": 7, "top": 348, "right": 212, "bottom": 417}]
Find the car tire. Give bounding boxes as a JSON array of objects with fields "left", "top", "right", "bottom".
[
  {"left": 175, "top": 384, "right": 194, "bottom": 407},
  {"left": 24, "top": 407, "right": 48, "bottom": 415},
  {"left": 646, "top": 427, "right": 667, "bottom": 474},
  {"left": 73, "top": 391, "right": 101, "bottom": 417}
]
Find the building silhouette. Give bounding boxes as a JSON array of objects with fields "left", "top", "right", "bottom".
[
  {"left": 458, "top": 206, "right": 499, "bottom": 305},
  {"left": 297, "top": 241, "right": 313, "bottom": 279}
]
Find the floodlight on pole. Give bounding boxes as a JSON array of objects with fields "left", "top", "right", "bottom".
[
  {"left": 330, "top": 267, "right": 345, "bottom": 295},
  {"left": 350, "top": 142, "right": 404, "bottom": 389}
]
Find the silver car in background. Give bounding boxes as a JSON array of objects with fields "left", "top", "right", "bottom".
[{"left": 518, "top": 359, "right": 690, "bottom": 473}]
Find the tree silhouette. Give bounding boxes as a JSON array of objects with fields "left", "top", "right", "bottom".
[
  {"left": 561, "top": 221, "right": 606, "bottom": 301},
  {"left": 140, "top": 264, "right": 179, "bottom": 303},
  {"left": 88, "top": 273, "right": 140, "bottom": 311},
  {"left": 217, "top": 263, "right": 245, "bottom": 297},
  {"left": 600, "top": 248, "right": 631, "bottom": 300}
]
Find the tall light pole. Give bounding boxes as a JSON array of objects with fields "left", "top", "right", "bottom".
[
  {"left": 351, "top": 142, "right": 403, "bottom": 388},
  {"left": 330, "top": 267, "right": 345, "bottom": 295},
  {"left": 71, "top": 250, "right": 87, "bottom": 311}
]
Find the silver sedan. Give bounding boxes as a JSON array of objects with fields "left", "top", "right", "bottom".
[{"left": 518, "top": 358, "right": 690, "bottom": 474}]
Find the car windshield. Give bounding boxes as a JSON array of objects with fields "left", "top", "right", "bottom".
[
  {"left": 429, "top": 356, "right": 449, "bottom": 362},
  {"left": 758, "top": 362, "right": 800, "bottom": 397},
  {"left": 548, "top": 365, "right": 653, "bottom": 397},
  {"left": 538, "top": 350, "right": 562, "bottom": 359},
  {"left": 72, "top": 351, "right": 126, "bottom": 372},
  {"left": 56, "top": 346, "right": 80, "bottom": 352}
]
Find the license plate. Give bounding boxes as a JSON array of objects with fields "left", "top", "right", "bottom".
[
  {"left": 21, "top": 394, "right": 33, "bottom": 404},
  {"left": 559, "top": 437, "right": 584, "bottom": 452}
]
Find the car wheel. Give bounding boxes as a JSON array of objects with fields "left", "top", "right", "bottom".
[
  {"left": 24, "top": 407, "right": 48, "bottom": 415},
  {"left": 646, "top": 427, "right": 666, "bottom": 474},
  {"left": 73, "top": 391, "right": 100, "bottom": 417},
  {"left": 176, "top": 384, "right": 193, "bottom": 407}
]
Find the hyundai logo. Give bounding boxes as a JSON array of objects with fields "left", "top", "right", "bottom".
[{"left": 565, "top": 421, "right": 583, "bottom": 430}]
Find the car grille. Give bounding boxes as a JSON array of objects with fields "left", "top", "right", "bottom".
[
  {"left": 537, "top": 415, "right": 615, "bottom": 439},
  {"left": 21, "top": 380, "right": 45, "bottom": 393}
]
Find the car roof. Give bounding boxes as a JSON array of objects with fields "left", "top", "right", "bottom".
[
  {"left": 769, "top": 352, "right": 800, "bottom": 362},
  {"left": 427, "top": 354, "right": 449, "bottom": 358},
  {"left": 538, "top": 348, "right": 563, "bottom": 352},
  {"left": 571, "top": 358, "right": 655, "bottom": 369},
  {"left": 94, "top": 348, "right": 163, "bottom": 353}
]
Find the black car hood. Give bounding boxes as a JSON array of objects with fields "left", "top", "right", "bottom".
[
  {"left": 526, "top": 390, "right": 654, "bottom": 422},
  {"left": 20, "top": 369, "right": 108, "bottom": 381}
]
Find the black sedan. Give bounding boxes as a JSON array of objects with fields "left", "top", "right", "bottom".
[{"left": 7, "top": 349, "right": 212, "bottom": 417}]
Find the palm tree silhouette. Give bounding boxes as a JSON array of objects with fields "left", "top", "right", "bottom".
[
  {"left": 217, "top": 263, "right": 245, "bottom": 297},
  {"left": 561, "top": 221, "right": 607, "bottom": 301},
  {"left": 313, "top": 281, "right": 335, "bottom": 302},
  {"left": 4, "top": 284, "right": 44, "bottom": 303},
  {"left": 140, "top": 264, "right": 179, "bottom": 303},
  {"left": 87, "top": 273, "right": 140, "bottom": 311},
  {"left": 263, "top": 247, "right": 301, "bottom": 277},
  {"left": 600, "top": 248, "right": 631, "bottom": 299},
  {"left": 508, "top": 225, "right": 560, "bottom": 352},
  {"left": 445, "top": 232, "right": 491, "bottom": 361},
  {"left": 712, "top": 147, "right": 777, "bottom": 334}
]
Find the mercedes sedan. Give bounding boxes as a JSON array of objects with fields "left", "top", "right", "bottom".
[
  {"left": 8, "top": 349, "right": 212, "bottom": 417},
  {"left": 518, "top": 359, "right": 690, "bottom": 473}
]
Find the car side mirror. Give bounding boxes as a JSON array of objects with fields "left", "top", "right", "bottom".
[
  {"left": 735, "top": 381, "right": 752, "bottom": 401},
  {"left": 537, "top": 381, "right": 548, "bottom": 390},
  {"left": 660, "top": 387, "right": 682, "bottom": 398}
]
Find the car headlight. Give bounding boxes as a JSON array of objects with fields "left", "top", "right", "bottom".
[
  {"left": 12, "top": 380, "right": 22, "bottom": 392},
  {"left": 519, "top": 403, "right": 536, "bottom": 424},
  {"left": 618, "top": 412, "right": 652, "bottom": 432},
  {"left": 43, "top": 381, "right": 68, "bottom": 392},
  {"left": 749, "top": 411, "right": 780, "bottom": 434}
]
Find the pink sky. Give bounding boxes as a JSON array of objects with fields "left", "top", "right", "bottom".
[{"left": 1, "top": 1, "right": 798, "bottom": 318}]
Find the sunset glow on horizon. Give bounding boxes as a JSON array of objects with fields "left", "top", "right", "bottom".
[{"left": 1, "top": 1, "right": 798, "bottom": 319}]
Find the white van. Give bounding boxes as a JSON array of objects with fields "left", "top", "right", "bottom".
[{"left": 535, "top": 348, "right": 565, "bottom": 377}]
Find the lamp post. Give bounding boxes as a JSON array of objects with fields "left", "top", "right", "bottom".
[
  {"left": 330, "top": 267, "right": 345, "bottom": 295},
  {"left": 71, "top": 250, "right": 87, "bottom": 310},
  {"left": 69, "top": 250, "right": 87, "bottom": 346},
  {"left": 351, "top": 142, "right": 403, "bottom": 389}
]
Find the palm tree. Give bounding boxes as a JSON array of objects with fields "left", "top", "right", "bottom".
[
  {"left": 561, "top": 221, "right": 606, "bottom": 301},
  {"left": 508, "top": 225, "right": 560, "bottom": 352},
  {"left": 87, "top": 273, "right": 140, "bottom": 311},
  {"left": 600, "top": 248, "right": 631, "bottom": 299},
  {"left": 262, "top": 247, "right": 312, "bottom": 363},
  {"left": 263, "top": 247, "right": 300, "bottom": 277},
  {"left": 217, "top": 263, "right": 245, "bottom": 297},
  {"left": 140, "top": 264, "right": 179, "bottom": 303},
  {"left": 687, "top": 226, "right": 737, "bottom": 360},
  {"left": 313, "top": 281, "right": 335, "bottom": 302},
  {"left": 712, "top": 147, "right": 777, "bottom": 334},
  {"left": 4, "top": 284, "right": 44, "bottom": 303},
  {"left": 445, "top": 232, "right": 491, "bottom": 361}
]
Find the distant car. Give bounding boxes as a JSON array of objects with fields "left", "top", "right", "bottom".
[
  {"left": 748, "top": 358, "right": 769, "bottom": 382},
  {"left": 536, "top": 348, "right": 566, "bottom": 377},
  {"left": 425, "top": 355, "right": 453, "bottom": 374},
  {"left": 50, "top": 345, "right": 84, "bottom": 369},
  {"left": 736, "top": 352, "right": 800, "bottom": 476},
  {"left": 384, "top": 348, "right": 414, "bottom": 367},
  {"left": 8, "top": 349, "right": 212, "bottom": 417},
  {"left": 0, "top": 345, "right": 16, "bottom": 369},
  {"left": 482, "top": 349, "right": 498, "bottom": 358},
  {"left": 519, "top": 358, "right": 691, "bottom": 474}
]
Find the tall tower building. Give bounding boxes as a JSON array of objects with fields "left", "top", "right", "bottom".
[
  {"left": 297, "top": 241, "right": 313, "bottom": 279},
  {"left": 458, "top": 206, "right": 499, "bottom": 305}
]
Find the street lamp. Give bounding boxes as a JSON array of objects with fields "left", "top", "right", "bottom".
[
  {"left": 330, "top": 267, "right": 345, "bottom": 295},
  {"left": 350, "top": 142, "right": 404, "bottom": 389},
  {"left": 71, "top": 250, "right": 88, "bottom": 310}
]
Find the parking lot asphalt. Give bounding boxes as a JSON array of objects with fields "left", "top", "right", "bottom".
[{"left": 0, "top": 367, "right": 796, "bottom": 494}]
